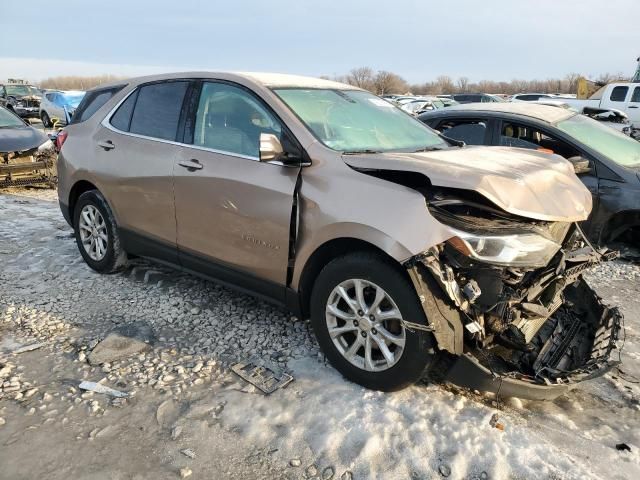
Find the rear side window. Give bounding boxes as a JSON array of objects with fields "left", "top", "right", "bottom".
[
  {"left": 631, "top": 87, "right": 640, "bottom": 103},
  {"left": 71, "top": 85, "right": 125, "bottom": 123},
  {"left": 110, "top": 90, "right": 139, "bottom": 132},
  {"left": 610, "top": 86, "right": 629, "bottom": 102},
  {"left": 128, "top": 82, "right": 189, "bottom": 141}
]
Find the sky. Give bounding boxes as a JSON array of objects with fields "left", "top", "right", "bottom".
[{"left": 1, "top": 0, "right": 639, "bottom": 84}]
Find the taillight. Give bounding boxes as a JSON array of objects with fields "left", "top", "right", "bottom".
[{"left": 56, "top": 130, "right": 68, "bottom": 150}]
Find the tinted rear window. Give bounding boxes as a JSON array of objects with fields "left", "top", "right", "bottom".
[
  {"left": 128, "top": 82, "right": 189, "bottom": 141},
  {"left": 71, "top": 85, "right": 125, "bottom": 124},
  {"left": 110, "top": 90, "right": 139, "bottom": 132}
]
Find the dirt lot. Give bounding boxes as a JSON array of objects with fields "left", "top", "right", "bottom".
[{"left": 1, "top": 187, "right": 639, "bottom": 480}]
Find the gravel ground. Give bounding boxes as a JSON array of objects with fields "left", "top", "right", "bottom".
[{"left": 1, "top": 187, "right": 639, "bottom": 480}]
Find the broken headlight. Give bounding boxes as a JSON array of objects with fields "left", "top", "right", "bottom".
[{"left": 447, "top": 229, "right": 561, "bottom": 267}]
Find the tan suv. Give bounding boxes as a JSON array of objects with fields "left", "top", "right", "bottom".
[{"left": 57, "top": 72, "right": 622, "bottom": 398}]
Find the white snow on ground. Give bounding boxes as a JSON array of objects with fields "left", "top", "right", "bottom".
[
  {"left": 1, "top": 188, "right": 639, "bottom": 480},
  {"left": 216, "top": 352, "right": 639, "bottom": 480}
]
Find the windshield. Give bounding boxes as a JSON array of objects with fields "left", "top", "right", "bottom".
[
  {"left": 60, "top": 92, "right": 85, "bottom": 107},
  {"left": 0, "top": 107, "right": 25, "bottom": 128},
  {"left": 274, "top": 88, "right": 447, "bottom": 153},
  {"left": 557, "top": 114, "right": 640, "bottom": 168},
  {"left": 5, "top": 85, "right": 39, "bottom": 97}
]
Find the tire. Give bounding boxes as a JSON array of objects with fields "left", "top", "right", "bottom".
[
  {"left": 310, "top": 252, "right": 435, "bottom": 391},
  {"left": 73, "top": 190, "right": 128, "bottom": 273},
  {"left": 41, "top": 111, "right": 51, "bottom": 128}
]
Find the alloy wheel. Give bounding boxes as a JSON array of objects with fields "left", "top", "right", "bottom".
[
  {"left": 78, "top": 205, "right": 108, "bottom": 261},
  {"left": 325, "top": 278, "right": 406, "bottom": 372}
]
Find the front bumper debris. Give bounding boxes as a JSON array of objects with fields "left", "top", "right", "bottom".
[
  {"left": 14, "top": 107, "right": 39, "bottom": 118},
  {"left": 406, "top": 224, "right": 624, "bottom": 399},
  {"left": 1, "top": 149, "right": 57, "bottom": 188}
]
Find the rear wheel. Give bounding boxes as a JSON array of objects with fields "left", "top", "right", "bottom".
[
  {"left": 310, "top": 252, "right": 435, "bottom": 391},
  {"left": 73, "top": 190, "right": 127, "bottom": 273},
  {"left": 40, "top": 111, "right": 51, "bottom": 128}
]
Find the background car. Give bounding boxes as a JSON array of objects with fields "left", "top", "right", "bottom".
[
  {"left": 419, "top": 103, "right": 640, "bottom": 248},
  {"left": 0, "top": 83, "right": 42, "bottom": 120},
  {"left": 0, "top": 105, "right": 57, "bottom": 187},
  {"left": 448, "top": 93, "right": 505, "bottom": 104},
  {"left": 510, "top": 93, "right": 557, "bottom": 102},
  {"left": 40, "top": 90, "right": 86, "bottom": 127},
  {"left": 400, "top": 97, "right": 445, "bottom": 114}
]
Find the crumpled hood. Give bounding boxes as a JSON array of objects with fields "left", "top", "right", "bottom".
[{"left": 343, "top": 146, "right": 592, "bottom": 222}]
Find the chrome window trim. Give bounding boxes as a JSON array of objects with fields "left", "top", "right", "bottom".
[{"left": 101, "top": 87, "right": 261, "bottom": 163}]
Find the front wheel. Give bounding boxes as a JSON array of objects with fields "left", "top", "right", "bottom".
[
  {"left": 73, "top": 190, "right": 128, "bottom": 273},
  {"left": 310, "top": 252, "right": 435, "bottom": 391}
]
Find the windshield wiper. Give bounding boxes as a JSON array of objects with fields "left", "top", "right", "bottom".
[{"left": 342, "top": 149, "right": 382, "bottom": 155}]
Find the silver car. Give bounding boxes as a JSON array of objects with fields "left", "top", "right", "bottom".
[{"left": 40, "top": 90, "right": 85, "bottom": 127}]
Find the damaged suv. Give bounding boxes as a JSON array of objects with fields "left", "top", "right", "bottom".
[{"left": 57, "top": 73, "right": 622, "bottom": 399}]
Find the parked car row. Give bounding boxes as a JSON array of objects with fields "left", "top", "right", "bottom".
[
  {"left": 382, "top": 94, "right": 459, "bottom": 115},
  {"left": 52, "top": 72, "right": 624, "bottom": 399},
  {"left": 0, "top": 82, "right": 85, "bottom": 127}
]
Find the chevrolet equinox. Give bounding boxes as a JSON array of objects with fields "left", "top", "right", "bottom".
[{"left": 57, "top": 72, "right": 622, "bottom": 398}]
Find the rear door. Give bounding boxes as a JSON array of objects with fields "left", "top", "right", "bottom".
[
  {"left": 95, "top": 80, "right": 191, "bottom": 262},
  {"left": 173, "top": 81, "right": 299, "bottom": 297}
]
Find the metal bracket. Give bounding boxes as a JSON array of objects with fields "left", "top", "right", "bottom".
[{"left": 401, "top": 319, "right": 435, "bottom": 333}]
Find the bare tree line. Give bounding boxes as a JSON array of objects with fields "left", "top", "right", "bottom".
[
  {"left": 34, "top": 69, "right": 629, "bottom": 94},
  {"left": 37, "top": 75, "right": 124, "bottom": 90},
  {"left": 327, "top": 67, "right": 629, "bottom": 96}
]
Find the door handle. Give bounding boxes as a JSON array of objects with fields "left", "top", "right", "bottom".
[
  {"left": 629, "top": 105, "right": 638, "bottom": 109},
  {"left": 178, "top": 159, "right": 203, "bottom": 171},
  {"left": 97, "top": 140, "right": 115, "bottom": 151}
]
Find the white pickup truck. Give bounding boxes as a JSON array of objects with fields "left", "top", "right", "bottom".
[{"left": 561, "top": 82, "right": 640, "bottom": 134}]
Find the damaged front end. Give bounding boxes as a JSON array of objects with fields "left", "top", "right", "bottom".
[
  {"left": 1, "top": 141, "right": 57, "bottom": 188},
  {"left": 406, "top": 188, "right": 623, "bottom": 400}
]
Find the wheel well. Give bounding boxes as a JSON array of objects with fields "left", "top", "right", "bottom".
[
  {"left": 68, "top": 180, "right": 98, "bottom": 225},
  {"left": 297, "top": 237, "right": 406, "bottom": 319},
  {"left": 600, "top": 210, "right": 640, "bottom": 244}
]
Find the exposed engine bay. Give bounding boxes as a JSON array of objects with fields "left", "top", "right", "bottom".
[{"left": 406, "top": 187, "right": 623, "bottom": 390}]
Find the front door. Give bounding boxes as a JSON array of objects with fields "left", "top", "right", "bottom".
[{"left": 173, "top": 81, "right": 299, "bottom": 299}]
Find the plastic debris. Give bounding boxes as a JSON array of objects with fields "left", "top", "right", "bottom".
[
  {"left": 231, "top": 358, "right": 293, "bottom": 394},
  {"left": 78, "top": 381, "right": 128, "bottom": 398},
  {"left": 12, "top": 343, "right": 45, "bottom": 354},
  {"left": 489, "top": 413, "right": 505, "bottom": 431},
  {"left": 439, "top": 465, "right": 451, "bottom": 477},
  {"left": 181, "top": 448, "right": 196, "bottom": 459}
]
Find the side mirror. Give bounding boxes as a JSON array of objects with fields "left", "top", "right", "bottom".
[
  {"left": 259, "top": 133, "right": 284, "bottom": 162},
  {"left": 568, "top": 156, "right": 591, "bottom": 175}
]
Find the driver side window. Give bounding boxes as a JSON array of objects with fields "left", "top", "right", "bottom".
[{"left": 194, "top": 82, "right": 282, "bottom": 159}]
